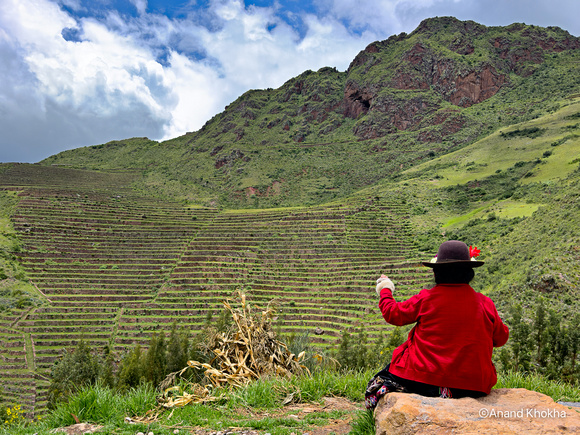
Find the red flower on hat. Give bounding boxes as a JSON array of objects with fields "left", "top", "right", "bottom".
[{"left": 469, "top": 245, "right": 481, "bottom": 258}]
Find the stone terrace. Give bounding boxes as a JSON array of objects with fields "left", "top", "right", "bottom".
[{"left": 0, "top": 164, "right": 431, "bottom": 415}]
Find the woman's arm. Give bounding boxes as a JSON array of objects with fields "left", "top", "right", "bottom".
[{"left": 378, "top": 284, "right": 424, "bottom": 326}]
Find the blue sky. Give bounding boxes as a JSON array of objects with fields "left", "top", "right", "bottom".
[{"left": 1, "top": 0, "right": 579, "bottom": 163}]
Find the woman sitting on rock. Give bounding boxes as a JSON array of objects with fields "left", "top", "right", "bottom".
[{"left": 365, "top": 240, "right": 509, "bottom": 409}]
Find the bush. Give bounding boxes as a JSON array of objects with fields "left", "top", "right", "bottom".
[
  {"left": 336, "top": 326, "right": 405, "bottom": 372},
  {"left": 49, "top": 322, "right": 197, "bottom": 406},
  {"left": 117, "top": 345, "right": 145, "bottom": 390},
  {"left": 498, "top": 299, "right": 580, "bottom": 385},
  {"left": 500, "top": 127, "right": 546, "bottom": 139},
  {"left": 47, "top": 339, "right": 103, "bottom": 409}
]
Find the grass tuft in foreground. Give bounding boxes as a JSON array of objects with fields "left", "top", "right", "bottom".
[{"left": 349, "top": 409, "right": 376, "bottom": 435}]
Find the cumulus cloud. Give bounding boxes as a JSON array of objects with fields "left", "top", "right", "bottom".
[{"left": 0, "top": 0, "right": 175, "bottom": 161}]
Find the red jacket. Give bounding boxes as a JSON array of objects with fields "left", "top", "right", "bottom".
[{"left": 379, "top": 284, "right": 509, "bottom": 394}]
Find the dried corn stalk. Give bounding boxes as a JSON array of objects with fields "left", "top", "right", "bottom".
[{"left": 160, "top": 291, "right": 309, "bottom": 408}]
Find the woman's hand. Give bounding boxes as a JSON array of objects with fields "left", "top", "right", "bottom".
[{"left": 376, "top": 274, "right": 395, "bottom": 296}]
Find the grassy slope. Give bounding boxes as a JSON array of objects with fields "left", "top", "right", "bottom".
[
  {"left": 367, "top": 96, "right": 580, "bottom": 315},
  {"left": 0, "top": 188, "right": 40, "bottom": 311},
  {"left": 402, "top": 97, "right": 580, "bottom": 220}
]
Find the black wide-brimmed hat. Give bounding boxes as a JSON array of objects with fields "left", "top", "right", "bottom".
[{"left": 422, "top": 240, "right": 484, "bottom": 268}]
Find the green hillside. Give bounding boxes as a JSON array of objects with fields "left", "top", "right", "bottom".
[
  {"left": 41, "top": 17, "right": 580, "bottom": 209},
  {"left": 369, "top": 96, "right": 580, "bottom": 317},
  {"left": 1, "top": 17, "right": 580, "bottom": 417}
]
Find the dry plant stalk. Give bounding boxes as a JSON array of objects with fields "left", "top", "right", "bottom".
[
  {"left": 125, "top": 409, "right": 161, "bottom": 424},
  {"left": 160, "top": 291, "right": 309, "bottom": 408}
]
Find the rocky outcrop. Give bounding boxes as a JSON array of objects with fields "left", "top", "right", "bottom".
[
  {"left": 344, "top": 49, "right": 507, "bottom": 139},
  {"left": 493, "top": 24, "right": 580, "bottom": 76},
  {"left": 411, "top": 16, "right": 487, "bottom": 40},
  {"left": 342, "top": 16, "right": 579, "bottom": 139},
  {"left": 352, "top": 93, "right": 439, "bottom": 139},
  {"left": 394, "top": 48, "right": 508, "bottom": 108},
  {"left": 214, "top": 149, "right": 249, "bottom": 169},
  {"left": 343, "top": 81, "right": 374, "bottom": 119},
  {"left": 445, "top": 64, "right": 507, "bottom": 107},
  {"left": 375, "top": 388, "right": 580, "bottom": 435}
]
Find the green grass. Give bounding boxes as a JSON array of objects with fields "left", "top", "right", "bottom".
[
  {"left": 442, "top": 200, "right": 541, "bottom": 227},
  {"left": 404, "top": 98, "right": 580, "bottom": 188},
  {"left": 0, "top": 190, "right": 40, "bottom": 311},
  {"left": 488, "top": 200, "right": 540, "bottom": 219},
  {"left": 0, "top": 370, "right": 370, "bottom": 435},
  {"left": 495, "top": 371, "right": 580, "bottom": 402},
  {"left": 443, "top": 204, "right": 491, "bottom": 227},
  {"left": 521, "top": 135, "right": 580, "bottom": 184},
  {"left": 349, "top": 409, "right": 375, "bottom": 435},
  {"left": 2, "top": 369, "right": 579, "bottom": 435}
]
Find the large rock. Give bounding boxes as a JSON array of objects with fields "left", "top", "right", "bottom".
[{"left": 375, "top": 388, "right": 580, "bottom": 434}]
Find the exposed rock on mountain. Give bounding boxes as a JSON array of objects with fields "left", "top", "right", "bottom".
[
  {"left": 343, "top": 16, "right": 578, "bottom": 139},
  {"left": 42, "top": 17, "right": 580, "bottom": 208}
]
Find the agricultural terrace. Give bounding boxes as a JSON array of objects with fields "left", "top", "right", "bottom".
[{"left": 0, "top": 164, "right": 430, "bottom": 415}]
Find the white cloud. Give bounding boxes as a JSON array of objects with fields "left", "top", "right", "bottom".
[
  {"left": 314, "top": 0, "right": 412, "bottom": 34},
  {"left": 316, "top": 0, "right": 580, "bottom": 37},
  {"left": 130, "top": 0, "right": 148, "bottom": 16},
  {"left": 161, "top": 51, "right": 224, "bottom": 138},
  {"left": 0, "top": 0, "right": 176, "bottom": 161}
]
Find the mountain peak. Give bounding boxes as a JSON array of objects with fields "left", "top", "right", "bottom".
[
  {"left": 41, "top": 18, "right": 580, "bottom": 209},
  {"left": 412, "top": 16, "right": 488, "bottom": 36}
]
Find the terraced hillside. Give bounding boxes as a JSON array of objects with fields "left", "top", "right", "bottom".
[{"left": 0, "top": 163, "right": 429, "bottom": 415}]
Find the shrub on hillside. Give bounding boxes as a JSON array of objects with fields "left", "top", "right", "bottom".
[
  {"left": 49, "top": 322, "right": 195, "bottom": 406},
  {"left": 118, "top": 322, "right": 195, "bottom": 390},
  {"left": 498, "top": 299, "right": 580, "bottom": 385},
  {"left": 117, "top": 345, "right": 145, "bottom": 391},
  {"left": 500, "top": 127, "right": 546, "bottom": 139},
  {"left": 336, "top": 326, "right": 406, "bottom": 372},
  {"left": 47, "top": 339, "right": 104, "bottom": 409}
]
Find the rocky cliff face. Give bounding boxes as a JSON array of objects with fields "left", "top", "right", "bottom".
[{"left": 343, "top": 16, "right": 579, "bottom": 139}]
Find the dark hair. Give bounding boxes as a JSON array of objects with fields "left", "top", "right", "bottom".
[{"left": 433, "top": 265, "right": 475, "bottom": 284}]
